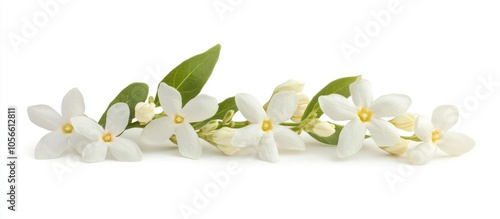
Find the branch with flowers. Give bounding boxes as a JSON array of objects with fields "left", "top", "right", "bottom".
[{"left": 28, "top": 44, "right": 475, "bottom": 164}]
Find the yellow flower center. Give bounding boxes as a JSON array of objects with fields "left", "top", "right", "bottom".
[
  {"left": 61, "top": 123, "right": 74, "bottom": 134},
  {"left": 357, "top": 107, "right": 373, "bottom": 123},
  {"left": 432, "top": 130, "right": 441, "bottom": 143},
  {"left": 102, "top": 132, "right": 113, "bottom": 143},
  {"left": 261, "top": 120, "right": 273, "bottom": 132},
  {"left": 174, "top": 114, "right": 185, "bottom": 124}
]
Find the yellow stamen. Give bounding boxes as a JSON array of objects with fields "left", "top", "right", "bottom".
[
  {"left": 102, "top": 132, "right": 113, "bottom": 143},
  {"left": 174, "top": 114, "right": 185, "bottom": 124},
  {"left": 432, "top": 130, "right": 441, "bottom": 143},
  {"left": 357, "top": 108, "right": 373, "bottom": 123},
  {"left": 61, "top": 123, "right": 74, "bottom": 134},
  {"left": 261, "top": 120, "right": 273, "bottom": 132}
]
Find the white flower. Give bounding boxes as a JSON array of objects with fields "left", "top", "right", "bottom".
[
  {"left": 406, "top": 105, "right": 475, "bottom": 165},
  {"left": 71, "top": 103, "right": 142, "bottom": 162},
  {"left": 140, "top": 83, "right": 218, "bottom": 159},
  {"left": 318, "top": 78, "right": 411, "bottom": 158},
  {"left": 135, "top": 101, "right": 155, "bottom": 123},
  {"left": 28, "top": 88, "right": 86, "bottom": 159},
  {"left": 390, "top": 112, "right": 417, "bottom": 132},
  {"left": 231, "top": 92, "right": 305, "bottom": 163},
  {"left": 211, "top": 127, "right": 243, "bottom": 156}
]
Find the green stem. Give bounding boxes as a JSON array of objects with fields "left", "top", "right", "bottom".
[
  {"left": 230, "top": 121, "right": 250, "bottom": 128},
  {"left": 280, "top": 122, "right": 301, "bottom": 127},
  {"left": 126, "top": 122, "right": 145, "bottom": 129}
]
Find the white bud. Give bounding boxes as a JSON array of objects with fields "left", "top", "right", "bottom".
[
  {"left": 296, "top": 92, "right": 310, "bottom": 105},
  {"left": 312, "top": 121, "right": 336, "bottom": 137},
  {"left": 201, "top": 120, "right": 219, "bottom": 132},
  {"left": 291, "top": 104, "right": 306, "bottom": 123},
  {"left": 216, "top": 145, "right": 242, "bottom": 156},
  {"left": 390, "top": 113, "right": 417, "bottom": 132},
  {"left": 135, "top": 102, "right": 155, "bottom": 123},
  {"left": 273, "top": 79, "right": 305, "bottom": 94},
  {"left": 291, "top": 93, "right": 310, "bottom": 123},
  {"left": 212, "top": 127, "right": 242, "bottom": 156},
  {"left": 380, "top": 138, "right": 409, "bottom": 155}
]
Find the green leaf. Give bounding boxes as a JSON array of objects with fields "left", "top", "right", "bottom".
[
  {"left": 301, "top": 76, "right": 359, "bottom": 121},
  {"left": 192, "top": 97, "right": 238, "bottom": 130},
  {"left": 98, "top": 82, "right": 149, "bottom": 127},
  {"left": 155, "top": 44, "right": 221, "bottom": 106},
  {"left": 307, "top": 125, "right": 344, "bottom": 145}
]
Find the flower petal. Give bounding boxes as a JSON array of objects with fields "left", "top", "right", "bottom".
[
  {"left": 35, "top": 131, "right": 68, "bottom": 159},
  {"left": 318, "top": 94, "right": 357, "bottom": 121},
  {"left": 257, "top": 132, "right": 279, "bottom": 163},
  {"left": 235, "top": 93, "right": 267, "bottom": 124},
  {"left": 176, "top": 123, "right": 202, "bottom": 159},
  {"left": 71, "top": 116, "right": 104, "bottom": 141},
  {"left": 105, "top": 103, "right": 129, "bottom": 135},
  {"left": 371, "top": 94, "right": 411, "bottom": 118},
  {"left": 366, "top": 118, "right": 400, "bottom": 146},
  {"left": 182, "top": 94, "right": 218, "bottom": 123},
  {"left": 432, "top": 105, "right": 459, "bottom": 132},
  {"left": 273, "top": 125, "right": 305, "bottom": 151},
  {"left": 350, "top": 78, "right": 373, "bottom": 108},
  {"left": 68, "top": 133, "right": 91, "bottom": 154},
  {"left": 158, "top": 83, "right": 182, "bottom": 116},
  {"left": 273, "top": 79, "right": 305, "bottom": 93},
  {"left": 414, "top": 116, "right": 434, "bottom": 142},
  {"left": 405, "top": 142, "right": 437, "bottom": 165},
  {"left": 28, "top": 105, "right": 64, "bottom": 131},
  {"left": 140, "top": 117, "right": 175, "bottom": 144},
  {"left": 231, "top": 124, "right": 263, "bottom": 147},
  {"left": 108, "top": 137, "right": 142, "bottom": 161},
  {"left": 437, "top": 131, "right": 475, "bottom": 156},
  {"left": 337, "top": 120, "right": 366, "bottom": 158},
  {"left": 267, "top": 91, "right": 298, "bottom": 123},
  {"left": 61, "top": 88, "right": 85, "bottom": 120},
  {"left": 81, "top": 142, "right": 108, "bottom": 163}
]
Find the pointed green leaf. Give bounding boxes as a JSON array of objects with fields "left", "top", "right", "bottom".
[
  {"left": 156, "top": 44, "right": 221, "bottom": 106},
  {"left": 192, "top": 97, "right": 238, "bottom": 130},
  {"left": 98, "top": 82, "right": 149, "bottom": 127},
  {"left": 301, "top": 76, "right": 359, "bottom": 121}
]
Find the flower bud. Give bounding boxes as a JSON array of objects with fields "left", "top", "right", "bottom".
[
  {"left": 212, "top": 127, "right": 242, "bottom": 155},
  {"left": 291, "top": 93, "right": 310, "bottom": 123},
  {"left": 296, "top": 92, "right": 310, "bottom": 105},
  {"left": 135, "top": 102, "right": 155, "bottom": 123},
  {"left": 273, "top": 80, "right": 305, "bottom": 94},
  {"left": 312, "top": 121, "right": 336, "bottom": 137},
  {"left": 390, "top": 113, "right": 417, "bottom": 132},
  {"left": 380, "top": 138, "right": 409, "bottom": 155},
  {"left": 201, "top": 120, "right": 219, "bottom": 133}
]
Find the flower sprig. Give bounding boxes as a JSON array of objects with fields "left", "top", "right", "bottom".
[{"left": 28, "top": 44, "right": 475, "bottom": 164}]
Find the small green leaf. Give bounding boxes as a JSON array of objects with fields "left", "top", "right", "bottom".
[
  {"left": 301, "top": 76, "right": 359, "bottom": 121},
  {"left": 192, "top": 97, "right": 238, "bottom": 130},
  {"left": 156, "top": 44, "right": 221, "bottom": 106},
  {"left": 98, "top": 82, "right": 149, "bottom": 127},
  {"left": 307, "top": 125, "right": 344, "bottom": 145}
]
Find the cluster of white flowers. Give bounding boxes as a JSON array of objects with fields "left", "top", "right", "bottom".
[
  {"left": 28, "top": 78, "right": 475, "bottom": 164},
  {"left": 28, "top": 89, "right": 142, "bottom": 162}
]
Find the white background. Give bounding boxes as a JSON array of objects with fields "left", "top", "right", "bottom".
[{"left": 2, "top": 0, "right": 500, "bottom": 218}]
